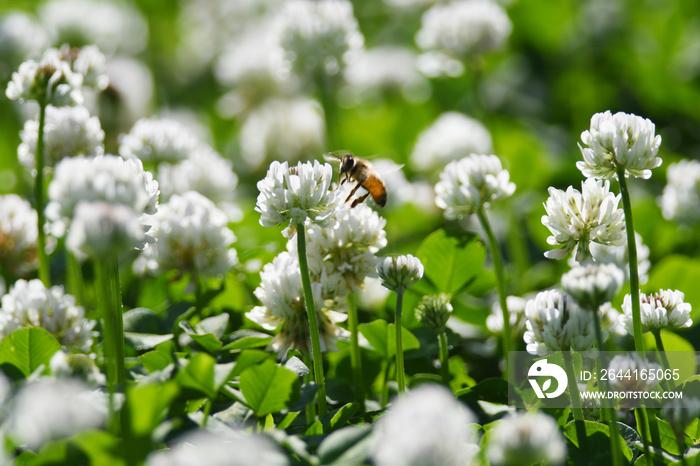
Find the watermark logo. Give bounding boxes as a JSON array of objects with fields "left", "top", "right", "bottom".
[{"left": 528, "top": 359, "right": 568, "bottom": 399}]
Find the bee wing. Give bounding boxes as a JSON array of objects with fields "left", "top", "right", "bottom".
[
  {"left": 370, "top": 159, "right": 405, "bottom": 179},
  {"left": 323, "top": 150, "right": 353, "bottom": 162}
]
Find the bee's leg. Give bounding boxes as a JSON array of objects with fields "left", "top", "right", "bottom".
[
  {"left": 344, "top": 178, "right": 366, "bottom": 203},
  {"left": 351, "top": 192, "right": 370, "bottom": 208}
]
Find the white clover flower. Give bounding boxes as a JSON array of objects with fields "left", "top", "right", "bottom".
[
  {"left": 0, "top": 194, "right": 40, "bottom": 277},
  {"left": 119, "top": 117, "right": 202, "bottom": 165},
  {"left": 542, "top": 178, "right": 626, "bottom": 261},
  {"left": 246, "top": 251, "right": 348, "bottom": 356},
  {"left": 411, "top": 112, "right": 493, "bottom": 173},
  {"left": 435, "top": 154, "right": 515, "bottom": 219},
  {"left": 415, "top": 294, "right": 453, "bottom": 330},
  {"left": 561, "top": 263, "right": 624, "bottom": 310},
  {"left": 662, "top": 397, "right": 700, "bottom": 434},
  {"left": 103, "top": 56, "right": 154, "bottom": 127},
  {"left": 372, "top": 384, "right": 478, "bottom": 466},
  {"left": 288, "top": 203, "right": 387, "bottom": 296},
  {"left": 276, "top": 0, "right": 364, "bottom": 77},
  {"left": 523, "top": 289, "right": 598, "bottom": 355},
  {"left": 659, "top": 159, "right": 700, "bottom": 224},
  {"left": 0, "top": 12, "right": 50, "bottom": 74},
  {"left": 157, "top": 147, "right": 240, "bottom": 220},
  {"left": 134, "top": 192, "right": 237, "bottom": 278},
  {"left": 607, "top": 353, "right": 662, "bottom": 393},
  {"left": 66, "top": 201, "right": 148, "bottom": 261},
  {"left": 240, "top": 98, "right": 325, "bottom": 169},
  {"left": 256, "top": 160, "right": 339, "bottom": 237},
  {"left": 5, "top": 378, "right": 106, "bottom": 450},
  {"left": 487, "top": 295, "right": 528, "bottom": 335},
  {"left": 39, "top": 0, "right": 148, "bottom": 55},
  {"left": 358, "top": 276, "right": 391, "bottom": 309},
  {"left": 377, "top": 254, "right": 424, "bottom": 292},
  {"left": 147, "top": 430, "right": 289, "bottom": 466},
  {"left": 6, "top": 48, "right": 83, "bottom": 106},
  {"left": 416, "top": 0, "right": 512, "bottom": 61},
  {"left": 620, "top": 289, "right": 692, "bottom": 334},
  {"left": 577, "top": 111, "right": 662, "bottom": 180},
  {"left": 384, "top": 0, "right": 438, "bottom": 9},
  {"left": 578, "top": 231, "right": 651, "bottom": 284},
  {"left": 0, "top": 279, "right": 95, "bottom": 351},
  {"left": 486, "top": 412, "right": 567, "bottom": 466},
  {"left": 50, "top": 351, "right": 105, "bottom": 387},
  {"left": 71, "top": 45, "right": 109, "bottom": 91},
  {"left": 18, "top": 105, "right": 104, "bottom": 170},
  {"left": 343, "top": 46, "right": 429, "bottom": 103},
  {"left": 46, "top": 154, "right": 159, "bottom": 237}
]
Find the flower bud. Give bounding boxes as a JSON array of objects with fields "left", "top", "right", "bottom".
[
  {"left": 415, "top": 294, "right": 452, "bottom": 330},
  {"left": 376, "top": 254, "right": 424, "bottom": 292}
]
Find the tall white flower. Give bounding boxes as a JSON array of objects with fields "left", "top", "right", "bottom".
[
  {"left": 486, "top": 412, "right": 567, "bottom": 466},
  {"left": 102, "top": 56, "right": 154, "bottom": 127},
  {"left": 411, "top": 112, "right": 493, "bottom": 173},
  {"left": 581, "top": 231, "right": 651, "bottom": 284},
  {"left": 6, "top": 48, "right": 83, "bottom": 106},
  {"left": 435, "top": 154, "right": 515, "bottom": 219},
  {"left": 542, "top": 178, "right": 626, "bottom": 261},
  {"left": 256, "top": 160, "right": 339, "bottom": 237},
  {"left": 620, "top": 289, "right": 692, "bottom": 334},
  {"left": 18, "top": 105, "right": 104, "bottom": 170},
  {"left": 46, "top": 154, "right": 159, "bottom": 237},
  {"left": 376, "top": 254, "right": 424, "bottom": 292},
  {"left": 416, "top": 0, "right": 511, "bottom": 61},
  {"left": 240, "top": 98, "right": 325, "bottom": 169},
  {"left": 523, "top": 289, "right": 598, "bottom": 355},
  {"left": 119, "top": 117, "right": 202, "bottom": 165},
  {"left": 70, "top": 45, "right": 110, "bottom": 91},
  {"left": 662, "top": 397, "right": 700, "bottom": 435},
  {"left": 487, "top": 295, "right": 528, "bottom": 336},
  {"left": 659, "top": 159, "right": 700, "bottom": 224},
  {"left": 5, "top": 378, "right": 106, "bottom": 450},
  {"left": 246, "top": 251, "right": 348, "bottom": 356},
  {"left": 578, "top": 111, "right": 662, "bottom": 180},
  {"left": 0, "top": 279, "right": 95, "bottom": 351},
  {"left": 607, "top": 353, "right": 662, "bottom": 393},
  {"left": 276, "top": 0, "right": 364, "bottom": 76},
  {"left": 66, "top": 201, "right": 148, "bottom": 261},
  {"left": 0, "top": 194, "right": 40, "bottom": 277},
  {"left": 134, "top": 192, "right": 237, "bottom": 278},
  {"left": 561, "top": 263, "right": 624, "bottom": 310},
  {"left": 372, "top": 384, "right": 478, "bottom": 466}
]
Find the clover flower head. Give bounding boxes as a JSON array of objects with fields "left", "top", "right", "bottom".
[
  {"left": 607, "top": 353, "right": 662, "bottom": 393},
  {"left": 246, "top": 251, "right": 348, "bottom": 356},
  {"left": 134, "top": 191, "right": 237, "bottom": 278},
  {"left": 411, "top": 112, "right": 493, "bottom": 173},
  {"left": 581, "top": 231, "right": 650, "bottom": 284},
  {"left": 50, "top": 350, "right": 106, "bottom": 387},
  {"left": 524, "top": 289, "right": 598, "bottom": 355},
  {"left": 102, "top": 56, "right": 154, "bottom": 126},
  {"left": 486, "top": 412, "right": 567, "bottom": 466},
  {"left": 19, "top": 105, "right": 104, "bottom": 170},
  {"left": 659, "top": 159, "right": 700, "bottom": 224},
  {"left": 256, "top": 160, "right": 339, "bottom": 237},
  {"left": 66, "top": 201, "right": 149, "bottom": 261},
  {"left": 435, "top": 154, "right": 515, "bottom": 219},
  {"left": 487, "top": 295, "right": 528, "bottom": 335},
  {"left": 416, "top": 0, "right": 512, "bottom": 61},
  {"left": 542, "top": 178, "right": 626, "bottom": 261},
  {"left": 377, "top": 254, "right": 424, "bottom": 292},
  {"left": 240, "top": 98, "right": 325, "bottom": 169},
  {"left": 0, "top": 279, "right": 95, "bottom": 351},
  {"left": 47, "top": 154, "right": 159, "bottom": 237},
  {"left": 620, "top": 289, "right": 692, "bottom": 334},
  {"left": 70, "top": 45, "right": 110, "bottom": 91},
  {"left": 561, "top": 262, "right": 624, "bottom": 310},
  {"left": 6, "top": 48, "right": 83, "bottom": 106},
  {"left": 276, "top": 0, "right": 364, "bottom": 77},
  {"left": 119, "top": 117, "right": 202, "bottom": 165},
  {"left": 577, "top": 110, "right": 662, "bottom": 180},
  {"left": 372, "top": 384, "right": 478, "bottom": 466},
  {"left": 0, "top": 194, "right": 40, "bottom": 277},
  {"left": 662, "top": 397, "right": 700, "bottom": 435},
  {"left": 415, "top": 294, "right": 453, "bottom": 330}
]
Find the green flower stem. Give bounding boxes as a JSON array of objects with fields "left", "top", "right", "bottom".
[
  {"left": 615, "top": 168, "right": 645, "bottom": 356},
  {"left": 395, "top": 289, "right": 406, "bottom": 394},
  {"left": 652, "top": 329, "right": 674, "bottom": 391},
  {"left": 562, "top": 351, "right": 587, "bottom": 449},
  {"left": 303, "top": 353, "right": 316, "bottom": 425},
  {"left": 646, "top": 408, "right": 662, "bottom": 453},
  {"left": 296, "top": 226, "right": 328, "bottom": 418},
  {"left": 381, "top": 360, "right": 390, "bottom": 408},
  {"left": 437, "top": 328, "right": 450, "bottom": 385},
  {"left": 476, "top": 207, "right": 511, "bottom": 373},
  {"left": 35, "top": 102, "right": 50, "bottom": 287},
  {"left": 592, "top": 309, "right": 623, "bottom": 466},
  {"left": 66, "top": 252, "right": 85, "bottom": 306},
  {"left": 95, "top": 254, "right": 125, "bottom": 433},
  {"left": 347, "top": 293, "right": 365, "bottom": 410},
  {"left": 635, "top": 408, "right": 654, "bottom": 466}
]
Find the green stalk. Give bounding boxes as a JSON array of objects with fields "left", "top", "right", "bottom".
[
  {"left": 95, "top": 254, "right": 125, "bottom": 433},
  {"left": 437, "top": 328, "right": 450, "bottom": 385},
  {"left": 653, "top": 330, "right": 674, "bottom": 391},
  {"left": 66, "top": 252, "right": 85, "bottom": 306},
  {"left": 616, "top": 168, "right": 645, "bottom": 356},
  {"left": 35, "top": 102, "right": 50, "bottom": 287},
  {"left": 347, "top": 293, "right": 365, "bottom": 410},
  {"left": 303, "top": 352, "right": 317, "bottom": 425},
  {"left": 476, "top": 207, "right": 511, "bottom": 372},
  {"left": 635, "top": 408, "right": 654, "bottom": 466},
  {"left": 395, "top": 289, "right": 406, "bottom": 394},
  {"left": 563, "top": 350, "right": 587, "bottom": 450},
  {"left": 296, "top": 227, "right": 328, "bottom": 417}
]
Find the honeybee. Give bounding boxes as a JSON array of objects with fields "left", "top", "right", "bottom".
[{"left": 327, "top": 152, "right": 387, "bottom": 208}]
